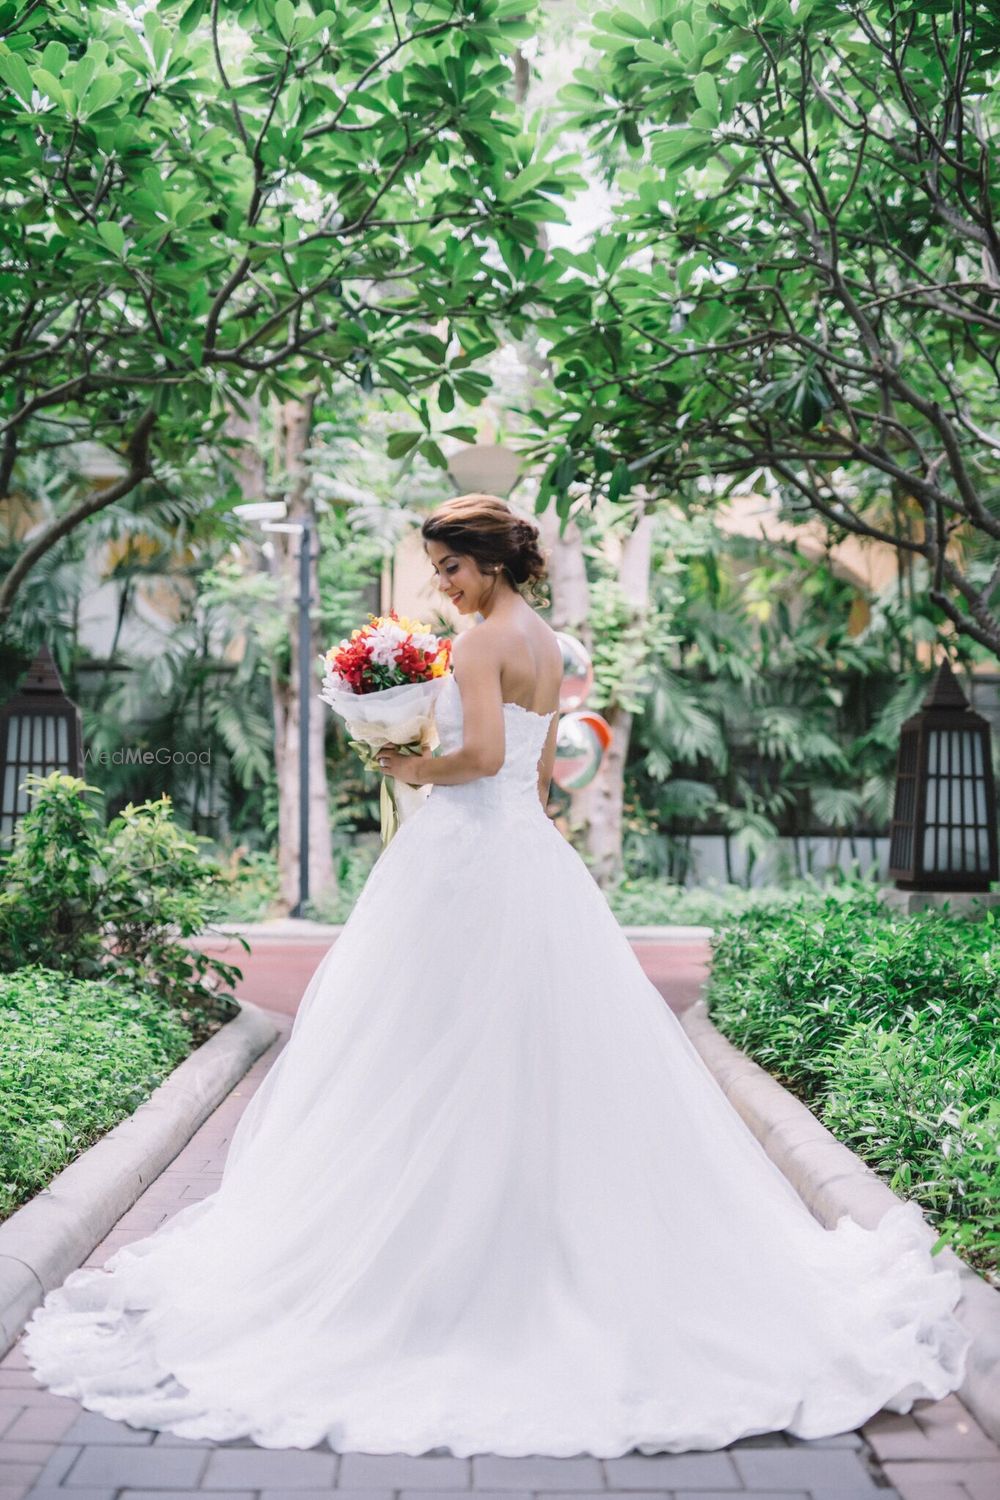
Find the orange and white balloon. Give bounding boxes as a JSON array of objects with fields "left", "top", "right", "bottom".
[
  {"left": 552, "top": 710, "right": 612, "bottom": 791},
  {"left": 555, "top": 632, "right": 594, "bottom": 712}
]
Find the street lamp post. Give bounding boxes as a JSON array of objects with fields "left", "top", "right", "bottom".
[
  {"left": 233, "top": 501, "right": 316, "bottom": 919},
  {"left": 290, "top": 515, "right": 312, "bottom": 918}
]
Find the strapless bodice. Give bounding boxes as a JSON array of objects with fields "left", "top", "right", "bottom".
[{"left": 428, "top": 671, "right": 555, "bottom": 818}]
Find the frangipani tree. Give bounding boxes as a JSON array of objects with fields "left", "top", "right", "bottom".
[
  {"left": 529, "top": 0, "right": 1000, "bottom": 657},
  {"left": 0, "top": 0, "right": 580, "bottom": 627}
]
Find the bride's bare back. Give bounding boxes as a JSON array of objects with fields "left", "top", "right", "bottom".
[
  {"left": 468, "top": 596, "right": 563, "bottom": 716},
  {"left": 452, "top": 594, "right": 563, "bottom": 804}
]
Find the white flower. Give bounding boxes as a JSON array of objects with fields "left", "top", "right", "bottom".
[{"left": 367, "top": 623, "right": 403, "bottom": 667}]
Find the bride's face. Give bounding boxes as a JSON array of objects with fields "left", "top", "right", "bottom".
[{"left": 426, "top": 540, "right": 500, "bottom": 615}]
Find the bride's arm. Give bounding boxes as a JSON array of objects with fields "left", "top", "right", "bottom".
[{"left": 382, "top": 632, "right": 505, "bottom": 786}]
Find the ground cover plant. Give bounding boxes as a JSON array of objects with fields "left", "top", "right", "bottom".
[
  {"left": 705, "top": 890, "right": 999, "bottom": 1281},
  {"left": 0, "top": 773, "right": 245, "bottom": 1218},
  {"left": 0, "top": 966, "right": 193, "bottom": 1222}
]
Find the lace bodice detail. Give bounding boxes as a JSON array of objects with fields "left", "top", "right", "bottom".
[{"left": 429, "top": 671, "right": 555, "bottom": 817}]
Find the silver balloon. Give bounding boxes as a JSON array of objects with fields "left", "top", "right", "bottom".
[
  {"left": 552, "top": 711, "right": 610, "bottom": 792},
  {"left": 555, "top": 632, "right": 594, "bottom": 713}
]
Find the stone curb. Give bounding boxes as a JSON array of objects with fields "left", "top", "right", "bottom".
[
  {"left": 199, "top": 918, "right": 715, "bottom": 943},
  {"left": 621, "top": 925, "right": 714, "bottom": 941},
  {"left": 0, "top": 998, "right": 280, "bottom": 1358},
  {"left": 679, "top": 998, "right": 1000, "bottom": 1445}
]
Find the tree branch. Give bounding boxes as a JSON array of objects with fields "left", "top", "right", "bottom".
[{"left": 0, "top": 409, "right": 157, "bottom": 628}]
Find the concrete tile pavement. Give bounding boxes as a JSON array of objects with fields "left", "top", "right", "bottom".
[
  {"left": 2, "top": 936, "right": 996, "bottom": 1500},
  {"left": 861, "top": 1402, "right": 1000, "bottom": 1499}
]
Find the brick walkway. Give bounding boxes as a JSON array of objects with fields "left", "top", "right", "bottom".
[
  {"left": 188, "top": 935, "right": 712, "bottom": 1021},
  {"left": 3, "top": 938, "right": 998, "bottom": 1500}
]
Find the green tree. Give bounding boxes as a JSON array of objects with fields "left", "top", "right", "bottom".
[
  {"left": 628, "top": 512, "right": 926, "bottom": 885},
  {"left": 0, "top": 0, "right": 580, "bottom": 626},
  {"left": 530, "top": 0, "right": 1000, "bottom": 656}
]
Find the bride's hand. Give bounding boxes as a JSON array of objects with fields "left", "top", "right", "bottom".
[{"left": 376, "top": 746, "right": 433, "bottom": 786}]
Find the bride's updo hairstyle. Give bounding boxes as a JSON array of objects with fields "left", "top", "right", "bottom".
[{"left": 421, "top": 493, "right": 549, "bottom": 603}]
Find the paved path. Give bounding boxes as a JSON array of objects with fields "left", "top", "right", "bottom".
[
  {"left": 3, "top": 937, "right": 998, "bottom": 1500},
  {"left": 190, "top": 934, "right": 712, "bottom": 1020}
]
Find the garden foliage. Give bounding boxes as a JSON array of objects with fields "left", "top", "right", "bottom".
[
  {"left": 531, "top": 0, "right": 1000, "bottom": 654},
  {"left": 0, "top": 965, "right": 192, "bottom": 1221},
  {"left": 0, "top": 771, "right": 246, "bottom": 1020},
  {"left": 0, "top": 0, "right": 580, "bottom": 625},
  {"left": 706, "top": 890, "right": 1000, "bottom": 1278}
]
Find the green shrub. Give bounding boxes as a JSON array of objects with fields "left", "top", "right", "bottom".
[
  {"left": 305, "top": 840, "right": 380, "bottom": 924},
  {"left": 605, "top": 873, "right": 873, "bottom": 929},
  {"left": 0, "top": 966, "right": 192, "bottom": 1221},
  {"left": 99, "top": 792, "right": 246, "bottom": 1017},
  {"left": 0, "top": 772, "right": 107, "bottom": 976},
  {"left": 705, "top": 892, "right": 1000, "bottom": 1279},
  {"left": 822, "top": 1010, "right": 999, "bottom": 1272},
  {"left": 0, "top": 773, "right": 245, "bottom": 1022},
  {"left": 206, "top": 845, "right": 281, "bottom": 922},
  {"left": 708, "top": 892, "right": 996, "bottom": 1094}
]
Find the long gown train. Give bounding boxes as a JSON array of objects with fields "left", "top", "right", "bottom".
[{"left": 19, "top": 672, "right": 971, "bottom": 1455}]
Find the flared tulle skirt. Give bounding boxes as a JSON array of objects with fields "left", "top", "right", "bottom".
[{"left": 20, "top": 790, "right": 971, "bottom": 1455}]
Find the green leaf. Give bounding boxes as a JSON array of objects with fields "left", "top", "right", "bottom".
[
  {"left": 650, "top": 128, "right": 711, "bottom": 169},
  {"left": 275, "top": 0, "right": 297, "bottom": 42},
  {"left": 560, "top": 83, "right": 601, "bottom": 104},
  {"left": 437, "top": 381, "right": 455, "bottom": 413},
  {"left": 178, "top": 0, "right": 207, "bottom": 33},
  {"left": 632, "top": 40, "right": 673, "bottom": 66},
  {"left": 81, "top": 71, "right": 121, "bottom": 117},
  {"left": 39, "top": 41, "right": 69, "bottom": 75},
  {"left": 30, "top": 67, "right": 65, "bottom": 105},
  {"left": 0, "top": 52, "right": 34, "bottom": 106},
  {"left": 608, "top": 459, "right": 632, "bottom": 502},
  {"left": 498, "top": 159, "right": 556, "bottom": 203},
  {"left": 671, "top": 19, "right": 697, "bottom": 62},
  {"left": 97, "top": 221, "right": 125, "bottom": 258},
  {"left": 420, "top": 439, "right": 448, "bottom": 470},
  {"left": 386, "top": 431, "right": 422, "bottom": 459},
  {"left": 693, "top": 72, "right": 719, "bottom": 118},
  {"left": 553, "top": 448, "right": 575, "bottom": 490}
]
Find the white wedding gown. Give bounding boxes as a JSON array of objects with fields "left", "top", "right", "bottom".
[{"left": 20, "top": 671, "right": 971, "bottom": 1456}]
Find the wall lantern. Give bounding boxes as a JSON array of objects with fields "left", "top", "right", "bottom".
[
  {"left": 0, "top": 644, "right": 83, "bottom": 853},
  {"left": 888, "top": 659, "right": 998, "bottom": 892}
]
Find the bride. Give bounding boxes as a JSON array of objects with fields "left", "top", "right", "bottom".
[{"left": 20, "top": 493, "right": 970, "bottom": 1457}]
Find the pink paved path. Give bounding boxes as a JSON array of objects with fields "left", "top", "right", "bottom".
[
  {"left": 2, "top": 936, "right": 997, "bottom": 1500},
  {"left": 193, "top": 934, "right": 713, "bottom": 1019}
]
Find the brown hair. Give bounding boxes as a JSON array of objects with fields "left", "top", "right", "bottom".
[{"left": 421, "top": 493, "right": 548, "bottom": 602}]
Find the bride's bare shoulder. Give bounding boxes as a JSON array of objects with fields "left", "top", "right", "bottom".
[
  {"left": 450, "top": 624, "right": 502, "bottom": 667},
  {"left": 518, "top": 611, "right": 563, "bottom": 665}
]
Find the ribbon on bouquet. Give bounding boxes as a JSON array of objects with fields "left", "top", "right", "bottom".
[{"left": 348, "top": 736, "right": 431, "bottom": 847}]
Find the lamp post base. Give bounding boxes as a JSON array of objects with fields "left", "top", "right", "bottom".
[{"left": 879, "top": 885, "right": 1000, "bottom": 919}]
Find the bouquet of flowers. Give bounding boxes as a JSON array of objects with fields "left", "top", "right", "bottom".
[{"left": 319, "top": 611, "right": 452, "bottom": 845}]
